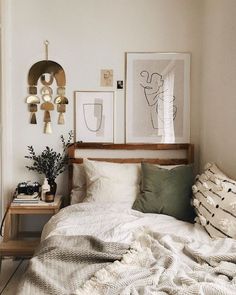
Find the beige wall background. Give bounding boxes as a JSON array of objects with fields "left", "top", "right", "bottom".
[
  {"left": 1, "top": 0, "right": 236, "bottom": 219},
  {"left": 199, "top": 0, "right": 236, "bottom": 178},
  {"left": 1, "top": 0, "right": 202, "bottom": 207}
]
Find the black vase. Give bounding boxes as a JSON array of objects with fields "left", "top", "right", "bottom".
[{"left": 48, "top": 179, "right": 57, "bottom": 195}]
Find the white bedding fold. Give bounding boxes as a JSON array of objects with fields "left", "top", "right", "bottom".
[{"left": 42, "top": 202, "right": 210, "bottom": 244}]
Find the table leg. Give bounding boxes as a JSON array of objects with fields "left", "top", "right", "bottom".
[
  {"left": 12, "top": 214, "right": 19, "bottom": 239},
  {"left": 3, "top": 211, "right": 11, "bottom": 242}
]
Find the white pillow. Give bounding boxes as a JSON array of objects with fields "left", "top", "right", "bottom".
[
  {"left": 192, "top": 163, "right": 236, "bottom": 239},
  {"left": 83, "top": 159, "right": 140, "bottom": 207},
  {"left": 70, "top": 163, "right": 87, "bottom": 204}
]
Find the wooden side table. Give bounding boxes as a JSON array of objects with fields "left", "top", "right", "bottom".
[{"left": 0, "top": 195, "right": 62, "bottom": 262}]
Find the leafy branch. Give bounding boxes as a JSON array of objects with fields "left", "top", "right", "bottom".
[{"left": 25, "top": 131, "right": 73, "bottom": 181}]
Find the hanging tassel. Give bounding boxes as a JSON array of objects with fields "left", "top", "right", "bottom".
[
  {"left": 44, "top": 110, "right": 51, "bottom": 122},
  {"left": 30, "top": 112, "right": 37, "bottom": 124},
  {"left": 58, "top": 112, "right": 65, "bottom": 125},
  {"left": 29, "top": 103, "right": 37, "bottom": 124},
  {"left": 44, "top": 122, "right": 52, "bottom": 134},
  {"left": 57, "top": 104, "right": 65, "bottom": 125}
]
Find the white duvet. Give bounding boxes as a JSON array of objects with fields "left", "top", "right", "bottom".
[
  {"left": 42, "top": 203, "right": 210, "bottom": 244},
  {"left": 42, "top": 203, "right": 236, "bottom": 294}
]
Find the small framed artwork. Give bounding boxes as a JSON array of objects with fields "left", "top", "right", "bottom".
[
  {"left": 74, "top": 91, "right": 114, "bottom": 143},
  {"left": 100, "top": 69, "right": 113, "bottom": 87},
  {"left": 125, "top": 52, "right": 190, "bottom": 143}
]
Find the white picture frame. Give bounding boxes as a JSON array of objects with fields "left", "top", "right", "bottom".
[
  {"left": 125, "top": 52, "right": 190, "bottom": 143},
  {"left": 74, "top": 91, "right": 114, "bottom": 143}
]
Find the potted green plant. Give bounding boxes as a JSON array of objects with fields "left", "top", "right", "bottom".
[{"left": 25, "top": 131, "right": 73, "bottom": 195}]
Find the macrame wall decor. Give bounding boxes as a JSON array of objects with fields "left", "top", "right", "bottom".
[{"left": 25, "top": 40, "right": 68, "bottom": 134}]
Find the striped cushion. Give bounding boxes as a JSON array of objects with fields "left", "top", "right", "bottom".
[{"left": 192, "top": 163, "right": 236, "bottom": 239}]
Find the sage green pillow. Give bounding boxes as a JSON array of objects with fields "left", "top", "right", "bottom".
[{"left": 132, "top": 163, "right": 195, "bottom": 222}]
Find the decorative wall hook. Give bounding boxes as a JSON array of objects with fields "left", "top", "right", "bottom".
[{"left": 26, "top": 40, "right": 68, "bottom": 133}]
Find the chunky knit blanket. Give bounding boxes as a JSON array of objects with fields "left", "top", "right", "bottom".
[
  {"left": 76, "top": 230, "right": 236, "bottom": 295},
  {"left": 17, "top": 231, "right": 236, "bottom": 295},
  {"left": 16, "top": 235, "right": 129, "bottom": 295}
]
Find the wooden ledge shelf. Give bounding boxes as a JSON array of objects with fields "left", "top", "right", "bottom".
[
  {"left": 69, "top": 142, "right": 191, "bottom": 150},
  {"left": 0, "top": 239, "right": 40, "bottom": 257},
  {"left": 0, "top": 196, "right": 62, "bottom": 261}
]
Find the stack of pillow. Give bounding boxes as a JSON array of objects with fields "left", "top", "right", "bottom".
[
  {"left": 71, "top": 159, "right": 236, "bottom": 239},
  {"left": 71, "top": 159, "right": 195, "bottom": 222}
]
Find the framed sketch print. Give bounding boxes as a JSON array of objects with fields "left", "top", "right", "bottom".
[
  {"left": 125, "top": 52, "right": 190, "bottom": 143},
  {"left": 74, "top": 91, "right": 114, "bottom": 143}
]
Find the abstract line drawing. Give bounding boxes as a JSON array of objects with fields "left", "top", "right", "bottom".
[
  {"left": 125, "top": 52, "right": 190, "bottom": 143},
  {"left": 139, "top": 70, "right": 177, "bottom": 131},
  {"left": 74, "top": 91, "right": 114, "bottom": 143},
  {"left": 83, "top": 103, "right": 103, "bottom": 132}
]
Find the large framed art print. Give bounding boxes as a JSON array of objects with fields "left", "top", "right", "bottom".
[
  {"left": 125, "top": 52, "right": 190, "bottom": 143},
  {"left": 74, "top": 91, "right": 114, "bottom": 143}
]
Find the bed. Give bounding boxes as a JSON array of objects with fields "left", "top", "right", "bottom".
[{"left": 17, "top": 143, "right": 236, "bottom": 295}]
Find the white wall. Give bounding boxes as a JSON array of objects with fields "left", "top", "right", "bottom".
[
  {"left": 2, "top": 0, "right": 203, "bottom": 209},
  {"left": 199, "top": 0, "right": 236, "bottom": 178}
]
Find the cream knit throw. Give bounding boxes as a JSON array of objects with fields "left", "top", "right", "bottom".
[{"left": 76, "top": 230, "right": 236, "bottom": 295}]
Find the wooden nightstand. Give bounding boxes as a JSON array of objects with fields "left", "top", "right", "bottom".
[{"left": 0, "top": 195, "right": 62, "bottom": 260}]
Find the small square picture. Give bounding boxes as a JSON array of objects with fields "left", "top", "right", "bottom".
[
  {"left": 100, "top": 69, "right": 113, "bottom": 87},
  {"left": 117, "top": 80, "right": 124, "bottom": 89}
]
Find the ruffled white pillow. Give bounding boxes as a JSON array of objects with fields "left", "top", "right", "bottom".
[{"left": 192, "top": 163, "right": 236, "bottom": 239}]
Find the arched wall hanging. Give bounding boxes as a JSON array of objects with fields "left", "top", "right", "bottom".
[{"left": 25, "top": 41, "right": 68, "bottom": 134}]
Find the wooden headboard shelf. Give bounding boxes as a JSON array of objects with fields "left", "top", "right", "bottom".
[
  {"left": 67, "top": 143, "right": 194, "bottom": 202},
  {"left": 68, "top": 143, "right": 194, "bottom": 162},
  {"left": 69, "top": 142, "right": 192, "bottom": 151},
  {"left": 70, "top": 158, "right": 189, "bottom": 165}
]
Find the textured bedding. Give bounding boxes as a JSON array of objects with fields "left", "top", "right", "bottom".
[
  {"left": 77, "top": 231, "right": 236, "bottom": 295},
  {"left": 18, "top": 203, "right": 236, "bottom": 294},
  {"left": 17, "top": 235, "right": 129, "bottom": 295},
  {"left": 41, "top": 203, "right": 209, "bottom": 243}
]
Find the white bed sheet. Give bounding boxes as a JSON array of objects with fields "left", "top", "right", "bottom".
[{"left": 41, "top": 202, "right": 210, "bottom": 244}]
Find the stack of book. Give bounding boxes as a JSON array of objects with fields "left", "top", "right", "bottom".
[{"left": 13, "top": 193, "right": 40, "bottom": 204}]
